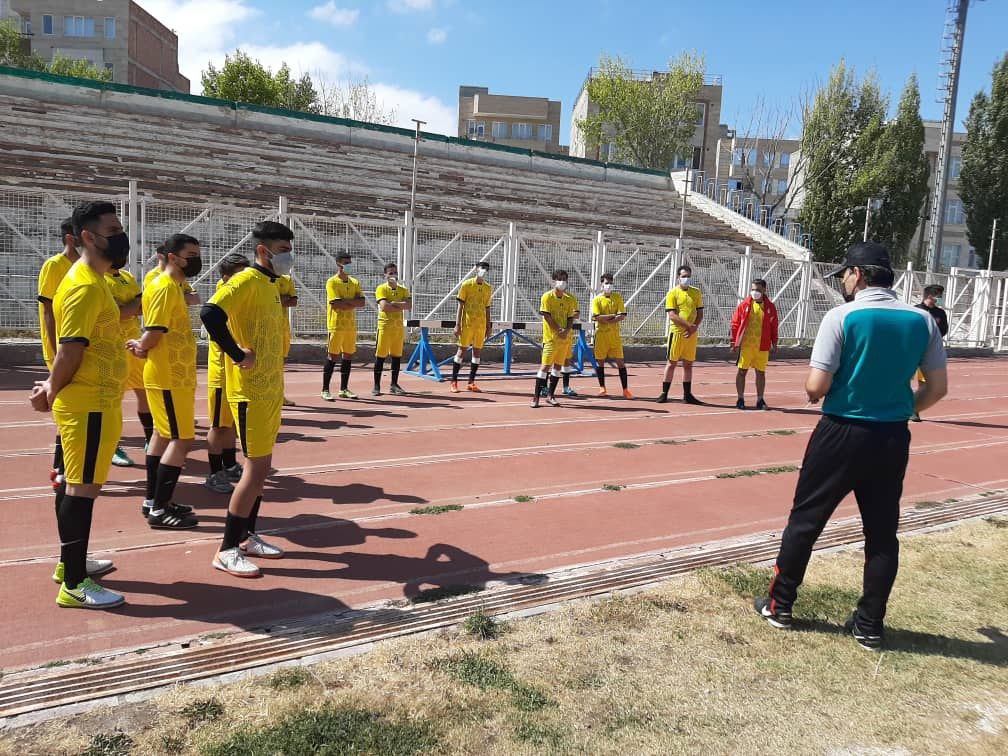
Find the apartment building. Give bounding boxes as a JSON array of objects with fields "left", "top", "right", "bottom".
[
  {"left": 712, "top": 133, "right": 800, "bottom": 209},
  {"left": 458, "top": 86, "right": 564, "bottom": 153},
  {"left": 568, "top": 68, "right": 724, "bottom": 176},
  {"left": 10, "top": 0, "right": 188, "bottom": 92}
]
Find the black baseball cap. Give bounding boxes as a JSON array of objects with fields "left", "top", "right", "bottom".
[{"left": 829, "top": 242, "right": 892, "bottom": 278}]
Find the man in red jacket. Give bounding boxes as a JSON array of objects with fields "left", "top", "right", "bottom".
[{"left": 731, "top": 278, "right": 779, "bottom": 410}]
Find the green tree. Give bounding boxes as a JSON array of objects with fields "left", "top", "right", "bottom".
[
  {"left": 575, "top": 52, "right": 705, "bottom": 170},
  {"left": 960, "top": 52, "right": 1008, "bottom": 270},
  {"left": 48, "top": 55, "right": 112, "bottom": 82},
  {"left": 0, "top": 18, "right": 45, "bottom": 71},
  {"left": 201, "top": 51, "right": 318, "bottom": 112},
  {"left": 864, "top": 75, "right": 930, "bottom": 264},
  {"left": 798, "top": 61, "right": 888, "bottom": 262}
]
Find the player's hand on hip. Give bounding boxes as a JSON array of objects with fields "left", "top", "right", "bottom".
[{"left": 237, "top": 348, "right": 256, "bottom": 369}]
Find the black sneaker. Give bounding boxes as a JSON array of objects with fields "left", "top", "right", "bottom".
[
  {"left": 844, "top": 612, "right": 883, "bottom": 651},
  {"left": 148, "top": 503, "right": 199, "bottom": 530},
  {"left": 656, "top": 394, "right": 668, "bottom": 404},
  {"left": 142, "top": 500, "right": 193, "bottom": 518},
  {"left": 736, "top": 398, "right": 746, "bottom": 410},
  {"left": 756, "top": 398, "right": 768, "bottom": 411},
  {"left": 754, "top": 597, "right": 792, "bottom": 629},
  {"left": 683, "top": 394, "right": 703, "bottom": 405}
]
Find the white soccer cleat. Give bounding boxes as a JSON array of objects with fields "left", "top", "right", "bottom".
[
  {"left": 240, "top": 533, "right": 285, "bottom": 559},
  {"left": 212, "top": 547, "right": 261, "bottom": 577}
]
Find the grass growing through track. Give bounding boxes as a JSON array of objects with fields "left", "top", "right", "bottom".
[
  {"left": 7, "top": 520, "right": 1008, "bottom": 755},
  {"left": 409, "top": 504, "right": 464, "bottom": 516},
  {"left": 716, "top": 465, "right": 799, "bottom": 479}
]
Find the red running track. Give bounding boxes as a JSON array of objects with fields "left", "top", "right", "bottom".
[{"left": 1, "top": 357, "right": 1007, "bottom": 670}]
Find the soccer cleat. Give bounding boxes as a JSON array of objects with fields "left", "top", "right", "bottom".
[
  {"left": 371, "top": 386, "right": 382, "bottom": 397},
  {"left": 756, "top": 398, "right": 769, "bottom": 411},
  {"left": 530, "top": 397, "right": 540, "bottom": 409},
  {"left": 283, "top": 396, "right": 295, "bottom": 407},
  {"left": 844, "top": 612, "right": 883, "bottom": 651},
  {"left": 546, "top": 396, "right": 560, "bottom": 407},
  {"left": 656, "top": 394, "right": 668, "bottom": 404},
  {"left": 598, "top": 387, "right": 609, "bottom": 397},
  {"left": 213, "top": 547, "right": 261, "bottom": 578},
  {"left": 240, "top": 532, "right": 285, "bottom": 559},
  {"left": 683, "top": 394, "right": 703, "bottom": 405},
  {"left": 562, "top": 386, "right": 578, "bottom": 397},
  {"left": 390, "top": 384, "right": 407, "bottom": 396},
  {"left": 321, "top": 390, "right": 335, "bottom": 401},
  {"left": 736, "top": 398, "right": 746, "bottom": 410},
  {"left": 205, "top": 470, "right": 234, "bottom": 494},
  {"left": 622, "top": 388, "right": 634, "bottom": 400},
  {"left": 225, "top": 464, "right": 243, "bottom": 482},
  {"left": 754, "top": 597, "right": 792, "bottom": 629},
  {"left": 111, "top": 446, "right": 134, "bottom": 467},
  {"left": 56, "top": 578, "right": 125, "bottom": 610},
  {"left": 52, "top": 557, "right": 115, "bottom": 584},
  {"left": 467, "top": 383, "right": 482, "bottom": 393},
  {"left": 142, "top": 498, "right": 194, "bottom": 517},
  {"left": 450, "top": 381, "right": 460, "bottom": 393},
  {"left": 339, "top": 389, "right": 358, "bottom": 399},
  {"left": 148, "top": 504, "right": 199, "bottom": 530}
]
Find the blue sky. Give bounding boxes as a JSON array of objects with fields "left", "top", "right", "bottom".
[{"left": 144, "top": 0, "right": 1008, "bottom": 140}]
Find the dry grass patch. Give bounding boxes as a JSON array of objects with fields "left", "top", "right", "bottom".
[{"left": 3, "top": 521, "right": 1007, "bottom": 755}]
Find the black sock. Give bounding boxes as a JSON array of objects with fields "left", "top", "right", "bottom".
[
  {"left": 58, "top": 495, "right": 94, "bottom": 589},
  {"left": 533, "top": 378, "right": 545, "bottom": 398},
  {"left": 373, "top": 358, "right": 385, "bottom": 387},
  {"left": 221, "top": 512, "right": 249, "bottom": 551},
  {"left": 209, "top": 453, "right": 224, "bottom": 474},
  {"left": 618, "top": 367, "right": 629, "bottom": 389},
  {"left": 391, "top": 357, "right": 401, "bottom": 386},
  {"left": 469, "top": 362, "right": 479, "bottom": 383},
  {"left": 452, "top": 359, "right": 462, "bottom": 382},
  {"left": 661, "top": 381, "right": 671, "bottom": 396},
  {"left": 684, "top": 381, "right": 693, "bottom": 398},
  {"left": 322, "top": 358, "right": 336, "bottom": 392},
  {"left": 153, "top": 463, "right": 182, "bottom": 511},
  {"left": 562, "top": 372, "right": 571, "bottom": 390},
  {"left": 548, "top": 375, "right": 560, "bottom": 397},
  {"left": 145, "top": 454, "right": 161, "bottom": 500},
  {"left": 54, "top": 479, "right": 66, "bottom": 515},
  {"left": 340, "top": 359, "right": 352, "bottom": 391},
  {"left": 596, "top": 366, "right": 606, "bottom": 388},
  {"left": 138, "top": 412, "right": 154, "bottom": 445},
  {"left": 248, "top": 496, "right": 262, "bottom": 534},
  {"left": 222, "top": 447, "right": 237, "bottom": 469},
  {"left": 53, "top": 435, "right": 63, "bottom": 471}
]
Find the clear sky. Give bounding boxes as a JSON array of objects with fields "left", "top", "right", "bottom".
[{"left": 143, "top": 0, "right": 1008, "bottom": 141}]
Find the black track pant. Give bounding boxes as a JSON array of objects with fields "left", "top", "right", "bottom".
[{"left": 769, "top": 414, "right": 910, "bottom": 632}]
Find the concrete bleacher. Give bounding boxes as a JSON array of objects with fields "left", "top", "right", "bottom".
[{"left": 0, "top": 67, "right": 775, "bottom": 256}]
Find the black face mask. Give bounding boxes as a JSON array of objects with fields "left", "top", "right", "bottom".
[
  {"left": 98, "top": 232, "right": 130, "bottom": 270},
  {"left": 179, "top": 255, "right": 203, "bottom": 279}
]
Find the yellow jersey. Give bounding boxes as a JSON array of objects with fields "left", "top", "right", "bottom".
[
  {"left": 375, "top": 282, "right": 411, "bottom": 327},
  {"left": 591, "top": 292, "right": 626, "bottom": 336},
  {"left": 539, "top": 290, "right": 579, "bottom": 341},
  {"left": 457, "top": 278, "right": 493, "bottom": 326},
  {"left": 207, "top": 280, "right": 227, "bottom": 389},
  {"left": 52, "top": 261, "right": 128, "bottom": 412},
  {"left": 326, "top": 274, "right": 363, "bottom": 332},
  {"left": 142, "top": 271, "right": 197, "bottom": 389},
  {"left": 144, "top": 266, "right": 193, "bottom": 294},
  {"left": 37, "top": 252, "right": 75, "bottom": 365},
  {"left": 741, "top": 300, "right": 765, "bottom": 351},
  {"left": 665, "top": 286, "right": 704, "bottom": 335},
  {"left": 208, "top": 265, "right": 286, "bottom": 403},
  {"left": 105, "top": 269, "right": 142, "bottom": 342}
]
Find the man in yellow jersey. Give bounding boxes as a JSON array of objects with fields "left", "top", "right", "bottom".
[
  {"left": 201, "top": 221, "right": 294, "bottom": 577},
  {"left": 373, "top": 262, "right": 412, "bottom": 397},
  {"left": 322, "top": 252, "right": 366, "bottom": 401},
  {"left": 106, "top": 266, "right": 151, "bottom": 467},
  {"left": 658, "top": 265, "right": 703, "bottom": 405},
  {"left": 450, "top": 261, "right": 493, "bottom": 393},
  {"left": 731, "top": 278, "right": 779, "bottom": 410},
  {"left": 591, "top": 272, "right": 633, "bottom": 399},
  {"left": 205, "top": 253, "right": 249, "bottom": 492},
  {"left": 144, "top": 245, "right": 200, "bottom": 306},
  {"left": 37, "top": 218, "right": 80, "bottom": 486},
  {"left": 277, "top": 273, "right": 298, "bottom": 406},
  {"left": 532, "top": 270, "right": 579, "bottom": 408},
  {"left": 128, "top": 234, "right": 201, "bottom": 530},
  {"left": 29, "top": 201, "right": 129, "bottom": 609}
]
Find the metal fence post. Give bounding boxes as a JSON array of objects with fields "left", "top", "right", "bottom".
[
  {"left": 903, "top": 260, "right": 915, "bottom": 303},
  {"left": 738, "top": 245, "right": 752, "bottom": 301},
  {"left": 505, "top": 222, "right": 517, "bottom": 322},
  {"left": 795, "top": 252, "right": 812, "bottom": 341},
  {"left": 127, "top": 180, "right": 139, "bottom": 279}
]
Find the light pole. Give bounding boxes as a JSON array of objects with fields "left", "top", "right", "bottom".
[
  {"left": 988, "top": 218, "right": 999, "bottom": 272},
  {"left": 679, "top": 168, "right": 690, "bottom": 240},
  {"left": 863, "top": 196, "right": 872, "bottom": 242},
  {"left": 408, "top": 118, "right": 426, "bottom": 219}
]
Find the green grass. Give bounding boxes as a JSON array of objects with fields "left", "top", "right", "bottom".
[
  {"left": 409, "top": 504, "right": 464, "bottom": 516},
  {"left": 914, "top": 500, "right": 944, "bottom": 509},
  {"left": 986, "top": 516, "right": 1008, "bottom": 529},
  {"left": 766, "top": 429, "right": 797, "bottom": 436},
  {"left": 179, "top": 697, "right": 224, "bottom": 727},
  {"left": 602, "top": 484, "right": 623, "bottom": 491},
  {"left": 80, "top": 731, "right": 134, "bottom": 756},
  {"left": 512, "top": 716, "right": 566, "bottom": 747},
  {"left": 268, "top": 667, "right": 312, "bottom": 690},
  {"left": 613, "top": 442, "right": 640, "bottom": 449},
  {"left": 203, "top": 705, "right": 439, "bottom": 756},
  {"left": 716, "top": 465, "right": 799, "bottom": 479},
  {"left": 429, "top": 652, "right": 553, "bottom": 712},
  {"left": 699, "top": 565, "right": 861, "bottom": 622},
  {"left": 513, "top": 495, "right": 534, "bottom": 503},
  {"left": 159, "top": 734, "right": 185, "bottom": 754},
  {"left": 410, "top": 584, "right": 482, "bottom": 604},
  {"left": 462, "top": 610, "right": 500, "bottom": 640}
]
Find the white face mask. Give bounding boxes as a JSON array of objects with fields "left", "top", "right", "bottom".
[
  {"left": 338, "top": 260, "right": 351, "bottom": 270},
  {"left": 679, "top": 276, "right": 692, "bottom": 288},
  {"left": 602, "top": 283, "right": 613, "bottom": 294},
  {"left": 476, "top": 267, "right": 488, "bottom": 280},
  {"left": 751, "top": 290, "right": 763, "bottom": 301},
  {"left": 554, "top": 280, "right": 568, "bottom": 292},
  {"left": 387, "top": 274, "right": 398, "bottom": 285}
]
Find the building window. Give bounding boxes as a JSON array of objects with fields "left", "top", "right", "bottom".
[
  {"left": 764, "top": 151, "right": 774, "bottom": 167},
  {"left": 602, "top": 142, "right": 616, "bottom": 161},
  {"left": 941, "top": 244, "right": 961, "bottom": 269},
  {"left": 64, "top": 16, "right": 95, "bottom": 37},
  {"left": 23, "top": 20, "right": 32, "bottom": 34},
  {"left": 673, "top": 155, "right": 687, "bottom": 170},
  {"left": 105, "top": 62, "right": 114, "bottom": 77},
  {"left": 539, "top": 124, "right": 553, "bottom": 142},
  {"left": 466, "top": 120, "right": 485, "bottom": 138},
  {"left": 944, "top": 198, "right": 965, "bottom": 225},
  {"left": 512, "top": 123, "right": 533, "bottom": 140},
  {"left": 779, "top": 152, "right": 790, "bottom": 168},
  {"left": 732, "top": 148, "right": 744, "bottom": 166},
  {"left": 695, "top": 103, "right": 705, "bottom": 125},
  {"left": 777, "top": 178, "right": 788, "bottom": 195},
  {"left": 104, "top": 17, "right": 115, "bottom": 39},
  {"left": 949, "top": 156, "right": 961, "bottom": 179},
  {"left": 492, "top": 121, "right": 507, "bottom": 139},
  {"left": 42, "top": 14, "right": 54, "bottom": 35},
  {"left": 691, "top": 146, "right": 702, "bottom": 169}
]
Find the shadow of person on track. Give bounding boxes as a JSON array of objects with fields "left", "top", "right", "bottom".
[
  {"left": 255, "top": 476, "right": 429, "bottom": 508},
  {"left": 277, "top": 513, "right": 417, "bottom": 550}
]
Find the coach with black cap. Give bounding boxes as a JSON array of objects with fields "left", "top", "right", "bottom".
[{"left": 754, "top": 242, "right": 948, "bottom": 650}]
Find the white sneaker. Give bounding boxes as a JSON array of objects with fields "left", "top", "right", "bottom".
[
  {"left": 240, "top": 532, "right": 285, "bottom": 559},
  {"left": 57, "top": 578, "right": 126, "bottom": 609},
  {"left": 86, "top": 557, "right": 114, "bottom": 576},
  {"left": 212, "top": 547, "right": 261, "bottom": 577}
]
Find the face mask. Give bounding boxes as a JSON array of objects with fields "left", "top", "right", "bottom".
[
  {"left": 98, "top": 232, "right": 130, "bottom": 270},
  {"left": 602, "top": 283, "right": 613, "bottom": 294},
  {"left": 179, "top": 255, "right": 202, "bottom": 279},
  {"left": 680, "top": 277, "right": 692, "bottom": 287},
  {"left": 555, "top": 280, "right": 568, "bottom": 291},
  {"left": 751, "top": 290, "right": 763, "bottom": 301},
  {"left": 387, "top": 275, "right": 398, "bottom": 285},
  {"left": 338, "top": 260, "right": 351, "bottom": 270},
  {"left": 476, "top": 267, "right": 488, "bottom": 280},
  {"left": 270, "top": 250, "right": 294, "bottom": 276},
  {"left": 935, "top": 297, "right": 945, "bottom": 307}
]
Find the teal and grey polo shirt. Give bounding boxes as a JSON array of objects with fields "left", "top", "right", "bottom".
[{"left": 811, "top": 287, "right": 947, "bottom": 422}]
